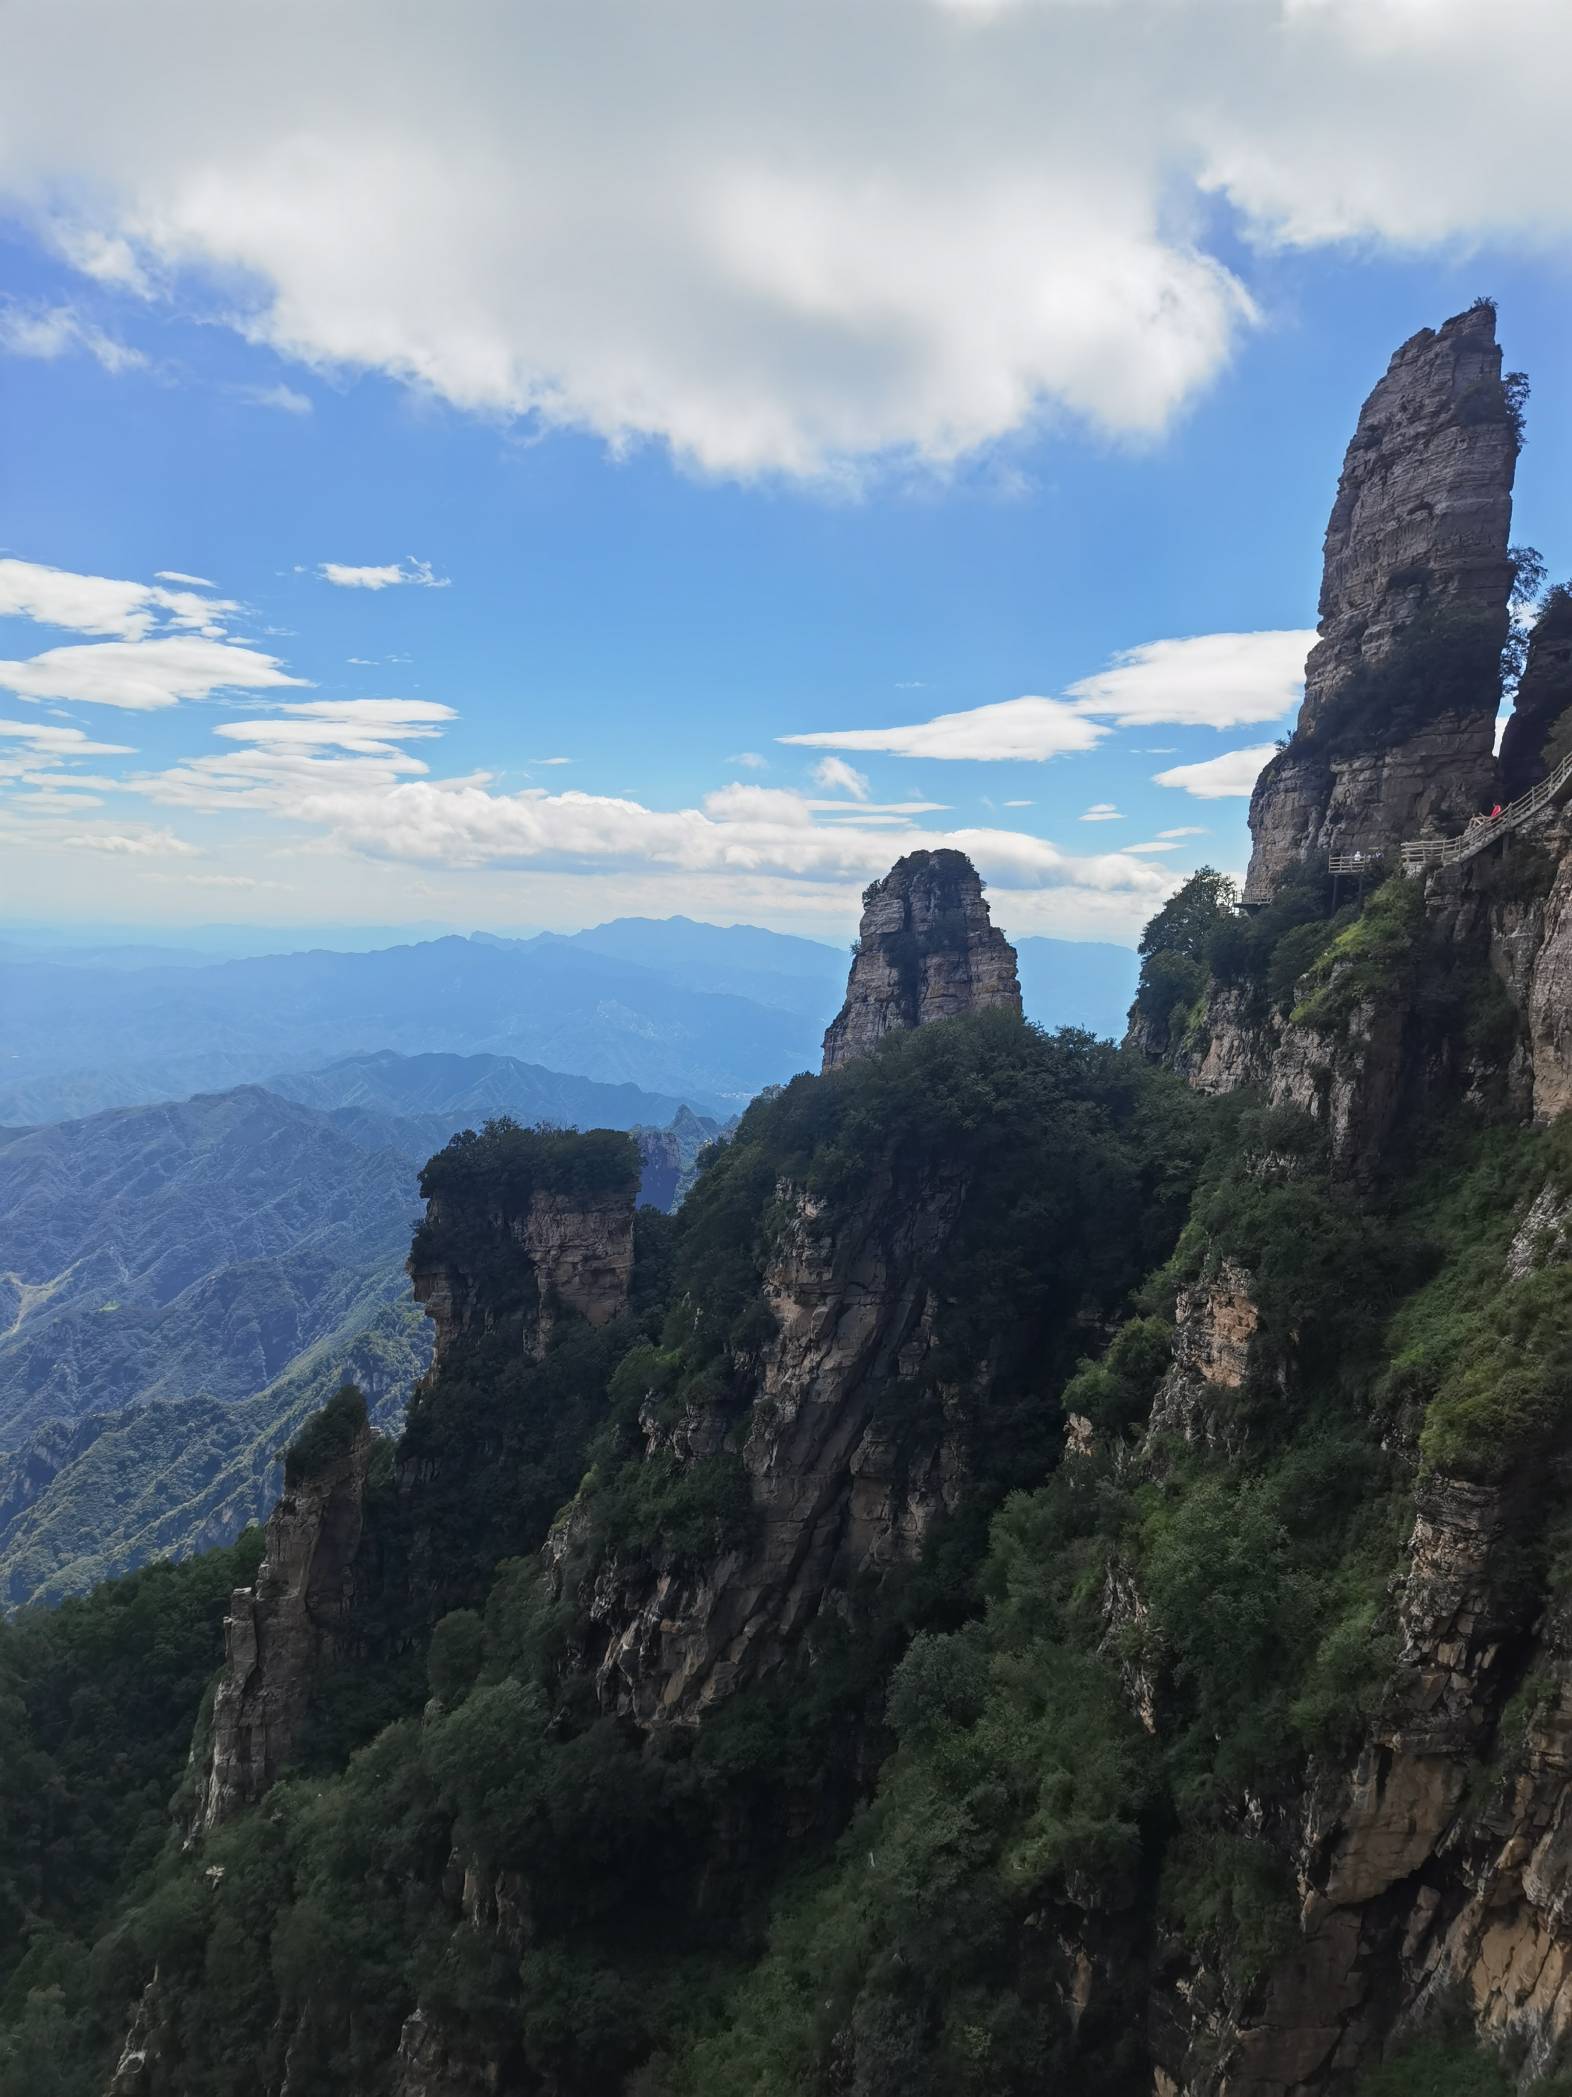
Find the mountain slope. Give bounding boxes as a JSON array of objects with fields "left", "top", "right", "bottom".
[
  {"left": 0, "top": 1296, "right": 430, "bottom": 1610},
  {"left": 0, "top": 1087, "right": 422, "bottom": 1442}
]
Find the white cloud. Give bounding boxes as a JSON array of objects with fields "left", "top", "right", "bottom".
[
  {"left": 7, "top": 2, "right": 1570, "bottom": 478},
  {"left": 0, "top": 301, "right": 147, "bottom": 374},
  {"left": 727, "top": 750, "right": 767, "bottom": 770},
  {"left": 1153, "top": 745, "right": 1278, "bottom": 798},
  {"left": 811, "top": 755, "right": 871, "bottom": 800},
  {"left": 785, "top": 629, "right": 1314, "bottom": 766},
  {"left": 215, "top": 697, "right": 455, "bottom": 753},
  {"left": 155, "top": 570, "right": 216, "bottom": 588},
  {"left": 0, "top": 634, "right": 306, "bottom": 711},
  {"left": 1003, "top": 798, "right": 1033, "bottom": 807},
  {"left": 0, "top": 718, "right": 134, "bottom": 757},
  {"left": 1065, "top": 630, "right": 1314, "bottom": 729},
  {"left": 1080, "top": 802, "right": 1121, "bottom": 821},
  {"left": 0, "top": 556, "right": 239, "bottom": 638},
  {"left": 782, "top": 694, "right": 1105, "bottom": 763},
  {"left": 318, "top": 556, "right": 448, "bottom": 590},
  {"left": 59, "top": 826, "right": 198, "bottom": 855},
  {"left": 1159, "top": 825, "right": 1208, "bottom": 839},
  {"left": 529, "top": 755, "right": 572, "bottom": 766},
  {"left": 232, "top": 381, "right": 312, "bottom": 414}
]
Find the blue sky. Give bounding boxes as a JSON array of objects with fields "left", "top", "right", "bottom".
[{"left": 3, "top": 0, "right": 1572, "bottom": 949}]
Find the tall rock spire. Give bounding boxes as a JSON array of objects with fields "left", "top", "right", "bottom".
[
  {"left": 821, "top": 848, "right": 1021, "bottom": 1072},
  {"left": 1246, "top": 302, "right": 1519, "bottom": 894}
]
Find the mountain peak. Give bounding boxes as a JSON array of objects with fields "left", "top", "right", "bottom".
[{"left": 821, "top": 848, "right": 1021, "bottom": 1072}]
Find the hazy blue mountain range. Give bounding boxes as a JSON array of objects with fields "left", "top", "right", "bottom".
[
  {"left": 1013, "top": 935, "right": 1140, "bottom": 1038},
  {"left": 266, "top": 1046, "right": 691, "bottom": 1130},
  {"left": 0, "top": 1055, "right": 724, "bottom": 1604},
  {"left": 0, "top": 916, "right": 1138, "bottom": 1126}
]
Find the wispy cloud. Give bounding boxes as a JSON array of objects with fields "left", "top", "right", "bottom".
[
  {"left": 1080, "top": 802, "right": 1122, "bottom": 822},
  {"left": 231, "top": 381, "right": 312, "bottom": 415},
  {"left": 782, "top": 694, "right": 1104, "bottom": 764},
  {"left": 811, "top": 755, "right": 871, "bottom": 800},
  {"left": 318, "top": 556, "right": 449, "bottom": 590},
  {"left": 0, "top": 301, "right": 147, "bottom": 375}
]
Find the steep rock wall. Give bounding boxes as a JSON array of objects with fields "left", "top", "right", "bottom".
[
  {"left": 409, "top": 1181, "right": 634, "bottom": 1368},
  {"left": 552, "top": 1166, "right": 971, "bottom": 1725},
  {"left": 189, "top": 1414, "right": 371, "bottom": 1835}
]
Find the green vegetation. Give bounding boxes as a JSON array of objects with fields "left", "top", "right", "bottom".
[
  {"left": 282, "top": 1383, "right": 367, "bottom": 1484},
  {"left": 1291, "top": 874, "right": 1426, "bottom": 1032},
  {"left": 0, "top": 1531, "right": 263, "bottom": 2093}
]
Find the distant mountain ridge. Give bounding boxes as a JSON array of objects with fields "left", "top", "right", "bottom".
[{"left": 0, "top": 914, "right": 1139, "bottom": 1126}]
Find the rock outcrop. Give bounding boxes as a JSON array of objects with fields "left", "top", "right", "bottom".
[
  {"left": 409, "top": 1180, "right": 635, "bottom": 1369},
  {"left": 553, "top": 1164, "right": 973, "bottom": 1725},
  {"left": 1246, "top": 304, "right": 1518, "bottom": 895},
  {"left": 1502, "top": 587, "right": 1572, "bottom": 800},
  {"left": 821, "top": 848, "right": 1020, "bottom": 1071},
  {"left": 189, "top": 1404, "right": 372, "bottom": 1835}
]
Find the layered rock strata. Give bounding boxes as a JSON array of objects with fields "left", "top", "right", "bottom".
[
  {"left": 1247, "top": 304, "right": 1518, "bottom": 893},
  {"left": 822, "top": 848, "right": 1020, "bottom": 1071},
  {"left": 189, "top": 1412, "right": 372, "bottom": 1834}
]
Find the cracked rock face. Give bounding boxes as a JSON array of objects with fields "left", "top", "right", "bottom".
[
  {"left": 409, "top": 1183, "right": 634, "bottom": 1368},
  {"left": 554, "top": 1167, "right": 973, "bottom": 1726},
  {"left": 822, "top": 848, "right": 1021, "bottom": 1071},
  {"left": 1247, "top": 304, "right": 1517, "bottom": 894},
  {"left": 190, "top": 1418, "right": 371, "bottom": 1835}
]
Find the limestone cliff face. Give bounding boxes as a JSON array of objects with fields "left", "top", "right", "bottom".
[
  {"left": 822, "top": 848, "right": 1020, "bottom": 1071},
  {"left": 189, "top": 1415, "right": 371, "bottom": 1835},
  {"left": 409, "top": 1181, "right": 634, "bottom": 1369},
  {"left": 1247, "top": 304, "right": 1518, "bottom": 894},
  {"left": 551, "top": 1165, "right": 972, "bottom": 1726},
  {"left": 1501, "top": 592, "right": 1572, "bottom": 801}
]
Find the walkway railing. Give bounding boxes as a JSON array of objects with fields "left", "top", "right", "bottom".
[{"left": 1398, "top": 745, "right": 1572, "bottom": 875}]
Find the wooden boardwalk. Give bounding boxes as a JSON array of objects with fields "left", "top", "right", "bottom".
[
  {"left": 1237, "top": 748, "right": 1572, "bottom": 909},
  {"left": 1399, "top": 745, "right": 1572, "bottom": 875}
]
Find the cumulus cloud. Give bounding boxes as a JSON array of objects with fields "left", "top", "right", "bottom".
[
  {"left": 782, "top": 694, "right": 1105, "bottom": 763},
  {"left": 811, "top": 755, "right": 871, "bottom": 800},
  {"left": 1064, "top": 630, "right": 1314, "bottom": 729},
  {"left": 727, "top": 751, "right": 767, "bottom": 770},
  {"left": 318, "top": 556, "right": 448, "bottom": 590},
  {"left": 3, "top": 1, "right": 1569, "bottom": 478},
  {"left": 1080, "top": 802, "right": 1121, "bottom": 821},
  {"left": 1153, "top": 745, "right": 1277, "bottom": 798},
  {"left": 0, "top": 300, "right": 147, "bottom": 374},
  {"left": 0, "top": 634, "right": 306, "bottom": 710}
]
